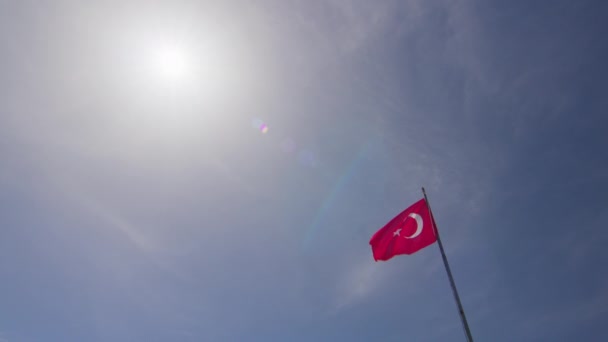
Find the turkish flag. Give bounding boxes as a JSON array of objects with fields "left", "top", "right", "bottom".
[{"left": 370, "top": 199, "right": 437, "bottom": 261}]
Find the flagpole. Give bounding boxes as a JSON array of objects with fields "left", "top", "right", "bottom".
[{"left": 422, "top": 187, "right": 474, "bottom": 342}]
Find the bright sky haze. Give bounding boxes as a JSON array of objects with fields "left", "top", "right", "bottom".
[{"left": 1, "top": 1, "right": 608, "bottom": 341}]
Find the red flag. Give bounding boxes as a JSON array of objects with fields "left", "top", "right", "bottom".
[{"left": 369, "top": 199, "right": 437, "bottom": 261}]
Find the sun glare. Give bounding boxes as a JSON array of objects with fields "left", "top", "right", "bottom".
[
  {"left": 150, "top": 44, "right": 191, "bottom": 83},
  {"left": 127, "top": 30, "right": 251, "bottom": 115}
]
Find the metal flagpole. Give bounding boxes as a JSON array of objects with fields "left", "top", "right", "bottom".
[{"left": 422, "top": 187, "right": 474, "bottom": 342}]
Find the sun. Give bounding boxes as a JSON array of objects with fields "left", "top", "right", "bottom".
[
  {"left": 149, "top": 44, "right": 191, "bottom": 83},
  {"left": 127, "top": 31, "right": 248, "bottom": 108}
]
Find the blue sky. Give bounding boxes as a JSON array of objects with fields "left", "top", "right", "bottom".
[{"left": 1, "top": 1, "right": 608, "bottom": 341}]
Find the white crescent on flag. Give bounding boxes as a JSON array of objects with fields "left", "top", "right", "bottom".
[{"left": 403, "top": 213, "right": 423, "bottom": 239}]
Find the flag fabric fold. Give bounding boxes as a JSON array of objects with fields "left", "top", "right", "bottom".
[{"left": 369, "top": 198, "right": 437, "bottom": 261}]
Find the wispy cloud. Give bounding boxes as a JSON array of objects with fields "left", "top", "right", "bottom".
[
  {"left": 330, "top": 251, "right": 445, "bottom": 315},
  {"left": 300, "top": 0, "right": 497, "bottom": 318},
  {"left": 331, "top": 257, "right": 381, "bottom": 312}
]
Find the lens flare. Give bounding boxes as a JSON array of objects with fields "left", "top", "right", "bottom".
[{"left": 251, "top": 118, "right": 269, "bottom": 134}]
